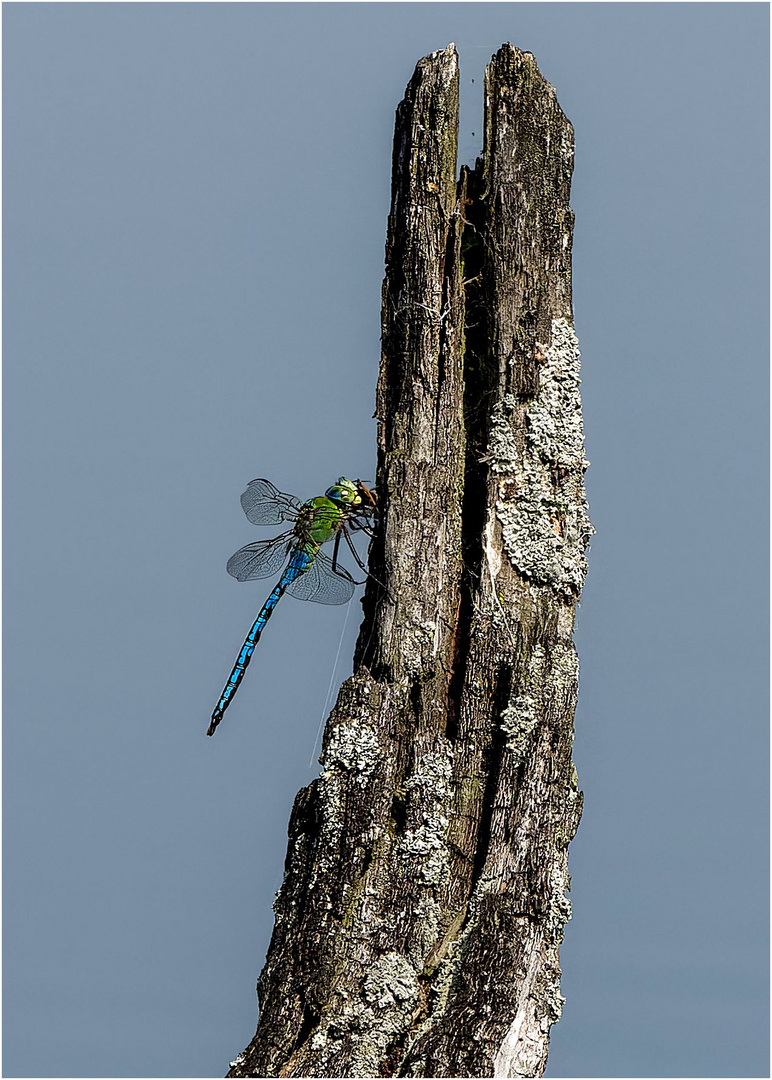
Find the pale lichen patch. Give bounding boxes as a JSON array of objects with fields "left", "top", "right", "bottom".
[
  {"left": 399, "top": 748, "right": 454, "bottom": 885},
  {"left": 363, "top": 952, "right": 420, "bottom": 1010},
  {"left": 500, "top": 693, "right": 537, "bottom": 761},
  {"left": 542, "top": 974, "right": 566, "bottom": 1023},
  {"left": 500, "top": 646, "right": 546, "bottom": 762},
  {"left": 303, "top": 721, "right": 384, "bottom": 875},
  {"left": 400, "top": 613, "right": 440, "bottom": 674},
  {"left": 307, "top": 953, "right": 420, "bottom": 1078},
  {"left": 487, "top": 319, "right": 593, "bottom": 597},
  {"left": 524, "top": 322, "right": 586, "bottom": 469},
  {"left": 404, "top": 748, "right": 453, "bottom": 795},
  {"left": 488, "top": 393, "right": 520, "bottom": 470},
  {"left": 545, "top": 862, "right": 572, "bottom": 944},
  {"left": 410, "top": 895, "right": 442, "bottom": 969},
  {"left": 400, "top": 810, "right": 451, "bottom": 885},
  {"left": 321, "top": 722, "right": 381, "bottom": 788}
]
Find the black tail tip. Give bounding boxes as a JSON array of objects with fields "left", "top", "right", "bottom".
[{"left": 206, "top": 713, "right": 221, "bottom": 737}]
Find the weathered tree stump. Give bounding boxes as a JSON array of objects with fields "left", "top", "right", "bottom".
[{"left": 228, "top": 42, "right": 591, "bottom": 1079}]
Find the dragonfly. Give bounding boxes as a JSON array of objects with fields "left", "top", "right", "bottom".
[{"left": 207, "top": 476, "right": 376, "bottom": 736}]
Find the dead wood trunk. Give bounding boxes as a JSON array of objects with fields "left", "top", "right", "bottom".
[{"left": 227, "top": 42, "right": 591, "bottom": 1080}]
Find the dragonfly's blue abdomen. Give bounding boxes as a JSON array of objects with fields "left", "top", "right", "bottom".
[{"left": 208, "top": 546, "right": 315, "bottom": 734}]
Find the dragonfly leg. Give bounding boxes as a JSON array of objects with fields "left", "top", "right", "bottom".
[
  {"left": 331, "top": 530, "right": 343, "bottom": 574},
  {"left": 330, "top": 528, "right": 367, "bottom": 586},
  {"left": 342, "top": 526, "right": 390, "bottom": 594}
]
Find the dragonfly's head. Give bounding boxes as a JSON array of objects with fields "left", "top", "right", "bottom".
[{"left": 325, "top": 477, "right": 361, "bottom": 507}]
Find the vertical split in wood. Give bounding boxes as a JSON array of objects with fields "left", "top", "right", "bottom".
[{"left": 228, "top": 42, "right": 591, "bottom": 1080}]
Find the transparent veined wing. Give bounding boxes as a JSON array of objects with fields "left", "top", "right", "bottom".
[
  {"left": 226, "top": 534, "right": 293, "bottom": 581},
  {"left": 240, "top": 478, "right": 304, "bottom": 526},
  {"left": 286, "top": 549, "right": 356, "bottom": 605}
]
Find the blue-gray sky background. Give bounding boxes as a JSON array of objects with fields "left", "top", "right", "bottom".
[{"left": 3, "top": 3, "right": 768, "bottom": 1077}]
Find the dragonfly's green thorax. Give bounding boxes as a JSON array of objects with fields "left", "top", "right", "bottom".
[
  {"left": 299, "top": 496, "right": 348, "bottom": 547},
  {"left": 300, "top": 478, "right": 363, "bottom": 547}
]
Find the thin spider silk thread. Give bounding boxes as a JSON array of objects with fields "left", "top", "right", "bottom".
[{"left": 309, "top": 599, "right": 352, "bottom": 768}]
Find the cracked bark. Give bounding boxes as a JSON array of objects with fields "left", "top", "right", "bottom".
[{"left": 227, "top": 42, "right": 591, "bottom": 1080}]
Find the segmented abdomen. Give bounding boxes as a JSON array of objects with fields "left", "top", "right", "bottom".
[{"left": 206, "top": 547, "right": 314, "bottom": 735}]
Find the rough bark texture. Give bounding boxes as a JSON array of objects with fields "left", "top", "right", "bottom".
[{"left": 228, "top": 43, "right": 591, "bottom": 1080}]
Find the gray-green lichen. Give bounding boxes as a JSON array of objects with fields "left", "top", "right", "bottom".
[
  {"left": 524, "top": 321, "right": 586, "bottom": 469},
  {"left": 500, "top": 645, "right": 546, "bottom": 763},
  {"left": 488, "top": 393, "right": 521, "bottom": 469},
  {"left": 364, "top": 952, "right": 419, "bottom": 1010},
  {"left": 404, "top": 749, "right": 453, "bottom": 795},
  {"left": 399, "top": 748, "right": 454, "bottom": 885},
  {"left": 307, "top": 952, "right": 420, "bottom": 1078},
  {"left": 399, "top": 612, "right": 440, "bottom": 675},
  {"left": 294, "top": 719, "right": 383, "bottom": 876},
  {"left": 321, "top": 722, "right": 381, "bottom": 787},
  {"left": 543, "top": 976, "right": 566, "bottom": 1024},
  {"left": 488, "top": 318, "right": 593, "bottom": 597},
  {"left": 399, "top": 808, "right": 451, "bottom": 884},
  {"left": 410, "top": 895, "right": 443, "bottom": 969},
  {"left": 545, "top": 861, "right": 572, "bottom": 944},
  {"left": 500, "top": 694, "right": 537, "bottom": 760}
]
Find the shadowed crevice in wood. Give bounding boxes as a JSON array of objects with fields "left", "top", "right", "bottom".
[{"left": 227, "top": 42, "right": 590, "bottom": 1080}]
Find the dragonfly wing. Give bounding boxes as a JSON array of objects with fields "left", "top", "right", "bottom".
[
  {"left": 241, "top": 478, "right": 304, "bottom": 526},
  {"left": 226, "top": 535, "right": 292, "bottom": 581},
  {"left": 286, "top": 549, "right": 356, "bottom": 605}
]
